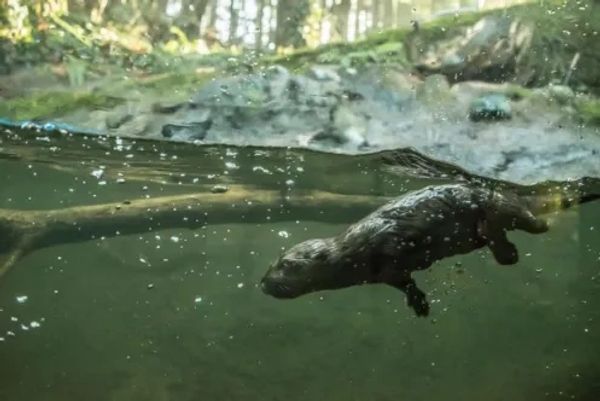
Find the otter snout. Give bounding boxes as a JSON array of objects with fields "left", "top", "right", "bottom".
[
  {"left": 260, "top": 264, "right": 305, "bottom": 299},
  {"left": 260, "top": 275, "right": 300, "bottom": 299}
]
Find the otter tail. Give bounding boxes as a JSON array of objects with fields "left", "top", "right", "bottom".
[{"left": 519, "top": 177, "right": 600, "bottom": 216}]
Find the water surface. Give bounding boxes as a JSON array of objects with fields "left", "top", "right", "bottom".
[{"left": 0, "top": 130, "right": 599, "bottom": 401}]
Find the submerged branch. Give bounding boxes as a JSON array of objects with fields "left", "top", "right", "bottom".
[
  {"left": 0, "top": 185, "right": 388, "bottom": 280},
  {"left": 0, "top": 237, "right": 35, "bottom": 280}
]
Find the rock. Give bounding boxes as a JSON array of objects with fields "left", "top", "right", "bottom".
[
  {"left": 263, "top": 65, "right": 292, "bottom": 100},
  {"left": 106, "top": 113, "right": 134, "bottom": 129},
  {"left": 152, "top": 101, "right": 186, "bottom": 114},
  {"left": 414, "top": 16, "right": 533, "bottom": 83},
  {"left": 416, "top": 74, "right": 453, "bottom": 105},
  {"left": 547, "top": 84, "right": 575, "bottom": 105},
  {"left": 111, "top": 115, "right": 150, "bottom": 137},
  {"left": 469, "top": 93, "right": 512, "bottom": 122},
  {"left": 309, "top": 104, "right": 370, "bottom": 149},
  {"left": 161, "top": 119, "right": 212, "bottom": 140},
  {"left": 307, "top": 65, "right": 341, "bottom": 82},
  {"left": 376, "top": 68, "right": 420, "bottom": 94}
]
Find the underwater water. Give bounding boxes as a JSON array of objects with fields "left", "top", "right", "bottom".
[{"left": 0, "top": 130, "right": 599, "bottom": 401}]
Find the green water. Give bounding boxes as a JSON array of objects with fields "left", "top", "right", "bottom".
[{"left": 0, "top": 131, "right": 599, "bottom": 401}]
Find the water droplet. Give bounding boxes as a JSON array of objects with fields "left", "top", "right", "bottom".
[
  {"left": 91, "top": 169, "right": 104, "bottom": 179},
  {"left": 237, "top": 283, "right": 245, "bottom": 289},
  {"left": 211, "top": 185, "right": 229, "bottom": 194},
  {"left": 15, "top": 296, "right": 28, "bottom": 304},
  {"left": 278, "top": 230, "right": 290, "bottom": 238}
]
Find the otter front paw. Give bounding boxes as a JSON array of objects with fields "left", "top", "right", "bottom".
[
  {"left": 489, "top": 238, "right": 519, "bottom": 265},
  {"left": 404, "top": 283, "right": 431, "bottom": 317},
  {"left": 407, "top": 293, "right": 430, "bottom": 317},
  {"left": 387, "top": 277, "right": 430, "bottom": 317}
]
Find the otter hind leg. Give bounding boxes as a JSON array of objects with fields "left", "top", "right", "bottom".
[
  {"left": 486, "top": 226, "right": 519, "bottom": 265},
  {"left": 387, "top": 277, "right": 430, "bottom": 317}
]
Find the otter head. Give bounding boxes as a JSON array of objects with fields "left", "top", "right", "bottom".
[{"left": 261, "top": 238, "right": 341, "bottom": 299}]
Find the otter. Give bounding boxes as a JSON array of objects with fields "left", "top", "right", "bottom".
[{"left": 261, "top": 181, "right": 599, "bottom": 317}]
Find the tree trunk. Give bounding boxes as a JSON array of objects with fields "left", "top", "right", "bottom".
[
  {"left": 186, "top": 0, "right": 211, "bottom": 38},
  {"left": 354, "top": 0, "right": 361, "bottom": 39},
  {"left": 319, "top": 0, "right": 327, "bottom": 42},
  {"left": 372, "top": 0, "right": 381, "bottom": 31},
  {"left": 383, "top": 0, "right": 394, "bottom": 28},
  {"left": 229, "top": 0, "right": 239, "bottom": 44},
  {"left": 255, "top": 0, "right": 265, "bottom": 49},
  {"left": 208, "top": 0, "right": 219, "bottom": 29},
  {"left": 274, "top": 0, "right": 309, "bottom": 48},
  {"left": 332, "top": 0, "right": 351, "bottom": 41}
]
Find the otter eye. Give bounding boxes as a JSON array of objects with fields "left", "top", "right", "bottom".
[{"left": 314, "top": 251, "right": 327, "bottom": 262}]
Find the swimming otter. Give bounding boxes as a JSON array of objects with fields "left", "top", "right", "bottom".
[{"left": 261, "top": 181, "right": 599, "bottom": 316}]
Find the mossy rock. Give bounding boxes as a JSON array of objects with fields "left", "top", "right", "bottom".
[
  {"left": 469, "top": 93, "right": 512, "bottom": 122},
  {"left": 504, "top": 84, "right": 533, "bottom": 101},
  {"left": 374, "top": 42, "right": 405, "bottom": 56}
]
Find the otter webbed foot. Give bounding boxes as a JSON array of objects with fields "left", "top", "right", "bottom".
[
  {"left": 486, "top": 226, "right": 519, "bottom": 265},
  {"left": 388, "top": 278, "right": 430, "bottom": 317}
]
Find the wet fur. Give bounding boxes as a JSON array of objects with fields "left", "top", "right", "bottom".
[{"left": 261, "top": 184, "right": 549, "bottom": 317}]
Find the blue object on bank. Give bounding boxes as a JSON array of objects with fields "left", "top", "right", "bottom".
[{"left": 0, "top": 117, "right": 100, "bottom": 135}]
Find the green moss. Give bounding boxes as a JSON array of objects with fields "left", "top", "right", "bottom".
[
  {"left": 260, "top": 7, "right": 487, "bottom": 72},
  {"left": 576, "top": 98, "right": 600, "bottom": 126},
  {"left": 0, "top": 91, "right": 124, "bottom": 120},
  {"left": 260, "top": 0, "right": 600, "bottom": 93},
  {"left": 263, "top": 34, "right": 409, "bottom": 71},
  {"left": 504, "top": 84, "right": 533, "bottom": 101},
  {"left": 104, "top": 69, "right": 214, "bottom": 94},
  {"left": 0, "top": 68, "right": 217, "bottom": 122},
  {"left": 134, "top": 71, "right": 215, "bottom": 92}
]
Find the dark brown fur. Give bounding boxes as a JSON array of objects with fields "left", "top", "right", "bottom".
[{"left": 261, "top": 184, "right": 550, "bottom": 316}]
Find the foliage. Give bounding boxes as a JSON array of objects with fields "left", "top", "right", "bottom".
[
  {"left": 576, "top": 98, "right": 600, "bottom": 126},
  {"left": 0, "top": 90, "right": 124, "bottom": 120}
]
